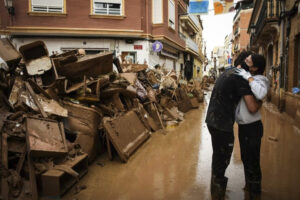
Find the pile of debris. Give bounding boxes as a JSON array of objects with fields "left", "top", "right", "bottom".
[{"left": 0, "top": 39, "right": 204, "bottom": 199}]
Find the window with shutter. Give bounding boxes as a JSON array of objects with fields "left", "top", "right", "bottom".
[
  {"left": 152, "top": 0, "right": 163, "bottom": 24},
  {"left": 31, "top": 0, "right": 64, "bottom": 13},
  {"left": 168, "top": 0, "right": 175, "bottom": 30},
  {"left": 93, "top": 0, "right": 122, "bottom": 15}
]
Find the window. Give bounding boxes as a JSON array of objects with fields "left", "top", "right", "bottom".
[
  {"left": 152, "top": 0, "right": 163, "bottom": 24},
  {"left": 168, "top": 0, "right": 175, "bottom": 29},
  {"left": 122, "top": 52, "right": 136, "bottom": 64},
  {"left": 31, "top": 0, "right": 64, "bottom": 13},
  {"left": 93, "top": 0, "right": 122, "bottom": 15}
]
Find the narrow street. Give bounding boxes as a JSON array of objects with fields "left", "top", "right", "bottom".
[
  {"left": 1, "top": 1, "right": 300, "bottom": 200},
  {"left": 63, "top": 92, "right": 248, "bottom": 200}
]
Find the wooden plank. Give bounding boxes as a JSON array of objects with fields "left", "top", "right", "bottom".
[
  {"left": 16, "top": 145, "right": 26, "bottom": 174},
  {"left": 28, "top": 153, "right": 38, "bottom": 200},
  {"left": 25, "top": 82, "right": 48, "bottom": 118},
  {"left": 1, "top": 133, "right": 9, "bottom": 200},
  {"left": 103, "top": 111, "right": 150, "bottom": 162},
  {"left": 105, "top": 132, "right": 113, "bottom": 160},
  {"left": 153, "top": 103, "right": 165, "bottom": 129}
]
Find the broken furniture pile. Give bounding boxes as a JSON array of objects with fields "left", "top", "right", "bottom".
[{"left": 0, "top": 39, "right": 203, "bottom": 199}]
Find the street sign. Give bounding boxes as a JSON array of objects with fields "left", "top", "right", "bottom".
[{"left": 152, "top": 41, "right": 163, "bottom": 52}]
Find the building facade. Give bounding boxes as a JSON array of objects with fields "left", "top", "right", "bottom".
[
  {"left": 232, "top": 0, "right": 253, "bottom": 60},
  {"left": 224, "top": 33, "right": 233, "bottom": 69},
  {"left": 248, "top": 1, "right": 300, "bottom": 199},
  {"left": 0, "top": 0, "right": 204, "bottom": 79}
]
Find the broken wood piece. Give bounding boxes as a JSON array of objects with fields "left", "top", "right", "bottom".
[
  {"left": 25, "top": 82, "right": 48, "bottom": 118},
  {"left": 163, "top": 107, "right": 181, "bottom": 121},
  {"left": 16, "top": 145, "right": 26, "bottom": 175},
  {"left": 27, "top": 153, "right": 38, "bottom": 200},
  {"left": 26, "top": 117, "right": 68, "bottom": 157},
  {"left": 103, "top": 111, "right": 150, "bottom": 162},
  {"left": 40, "top": 154, "right": 88, "bottom": 197},
  {"left": 8, "top": 76, "right": 24, "bottom": 106},
  {"left": 1, "top": 133, "right": 9, "bottom": 200},
  {"left": 27, "top": 79, "right": 52, "bottom": 99},
  {"left": 63, "top": 102, "right": 102, "bottom": 163},
  {"left": 19, "top": 90, "right": 68, "bottom": 117},
  {"left": 190, "top": 97, "right": 199, "bottom": 108},
  {"left": 120, "top": 73, "right": 137, "bottom": 85},
  {"left": 56, "top": 52, "right": 113, "bottom": 81},
  {"left": 0, "top": 38, "right": 22, "bottom": 69},
  {"left": 153, "top": 103, "right": 165, "bottom": 129},
  {"left": 106, "top": 132, "right": 113, "bottom": 160}
]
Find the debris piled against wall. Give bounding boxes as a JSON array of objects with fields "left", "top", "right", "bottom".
[{"left": 0, "top": 39, "right": 205, "bottom": 200}]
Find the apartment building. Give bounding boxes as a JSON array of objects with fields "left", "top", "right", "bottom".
[
  {"left": 248, "top": 1, "right": 300, "bottom": 199},
  {"left": 1, "top": 0, "right": 203, "bottom": 78},
  {"left": 232, "top": 0, "right": 253, "bottom": 60},
  {"left": 223, "top": 33, "right": 233, "bottom": 69}
]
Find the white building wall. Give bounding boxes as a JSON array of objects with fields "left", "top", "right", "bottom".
[
  {"left": 11, "top": 37, "right": 182, "bottom": 73},
  {"left": 11, "top": 38, "right": 111, "bottom": 54}
]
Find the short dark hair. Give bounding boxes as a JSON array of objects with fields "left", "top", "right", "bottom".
[
  {"left": 234, "top": 50, "right": 252, "bottom": 67},
  {"left": 252, "top": 54, "right": 266, "bottom": 75}
]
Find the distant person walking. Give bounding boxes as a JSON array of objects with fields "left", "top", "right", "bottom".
[
  {"left": 205, "top": 51, "right": 261, "bottom": 200},
  {"left": 235, "top": 54, "right": 269, "bottom": 200}
]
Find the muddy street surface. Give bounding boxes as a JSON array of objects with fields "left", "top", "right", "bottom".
[
  {"left": 61, "top": 92, "right": 248, "bottom": 200},
  {"left": 62, "top": 92, "right": 294, "bottom": 200}
]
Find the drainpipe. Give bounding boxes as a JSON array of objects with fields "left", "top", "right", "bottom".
[{"left": 279, "top": 0, "right": 285, "bottom": 112}]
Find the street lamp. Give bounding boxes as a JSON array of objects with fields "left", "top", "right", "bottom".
[{"left": 3, "top": 0, "right": 15, "bottom": 16}]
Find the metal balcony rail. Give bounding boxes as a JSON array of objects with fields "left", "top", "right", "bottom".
[{"left": 179, "top": 32, "right": 187, "bottom": 40}]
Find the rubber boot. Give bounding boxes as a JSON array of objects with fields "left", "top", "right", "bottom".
[
  {"left": 249, "top": 181, "right": 261, "bottom": 200},
  {"left": 210, "top": 176, "right": 228, "bottom": 200}
]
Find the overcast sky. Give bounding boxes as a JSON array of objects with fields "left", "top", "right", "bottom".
[{"left": 201, "top": 0, "right": 238, "bottom": 59}]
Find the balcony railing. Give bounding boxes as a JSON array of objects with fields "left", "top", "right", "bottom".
[
  {"left": 254, "top": 0, "right": 280, "bottom": 37},
  {"left": 180, "top": 14, "right": 200, "bottom": 33},
  {"left": 254, "top": 0, "right": 267, "bottom": 36},
  {"left": 186, "top": 37, "right": 199, "bottom": 53},
  {"left": 233, "top": 1, "right": 254, "bottom": 21},
  {"left": 189, "top": 15, "right": 200, "bottom": 28},
  {"left": 179, "top": 0, "right": 189, "bottom": 10},
  {"left": 179, "top": 31, "right": 186, "bottom": 40}
]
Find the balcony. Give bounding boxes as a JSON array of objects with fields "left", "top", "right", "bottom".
[
  {"left": 179, "top": 31, "right": 186, "bottom": 41},
  {"left": 186, "top": 37, "right": 199, "bottom": 55},
  {"left": 180, "top": 14, "right": 200, "bottom": 35},
  {"left": 250, "top": 0, "right": 280, "bottom": 47},
  {"left": 179, "top": 0, "right": 189, "bottom": 11},
  {"left": 199, "top": 51, "right": 205, "bottom": 63}
]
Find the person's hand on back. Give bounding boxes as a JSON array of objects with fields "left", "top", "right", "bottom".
[{"left": 235, "top": 68, "right": 252, "bottom": 81}]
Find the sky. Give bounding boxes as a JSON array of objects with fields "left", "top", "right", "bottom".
[{"left": 200, "top": 0, "right": 238, "bottom": 59}]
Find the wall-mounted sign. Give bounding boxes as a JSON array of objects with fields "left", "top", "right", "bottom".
[
  {"left": 134, "top": 45, "right": 143, "bottom": 50},
  {"left": 152, "top": 41, "right": 163, "bottom": 52}
]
